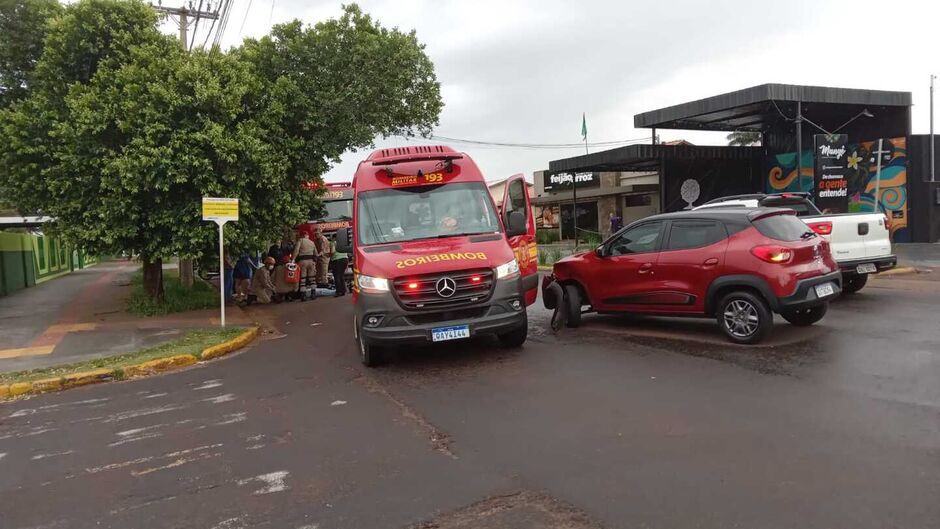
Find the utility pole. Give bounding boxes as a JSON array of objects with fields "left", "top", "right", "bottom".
[
  {"left": 152, "top": 2, "right": 221, "bottom": 289},
  {"left": 152, "top": 2, "right": 219, "bottom": 51},
  {"left": 931, "top": 74, "right": 936, "bottom": 182},
  {"left": 795, "top": 101, "right": 803, "bottom": 193}
]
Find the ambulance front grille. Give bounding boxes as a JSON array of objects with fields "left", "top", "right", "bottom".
[{"left": 392, "top": 269, "right": 494, "bottom": 310}]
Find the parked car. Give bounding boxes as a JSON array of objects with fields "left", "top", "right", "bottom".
[
  {"left": 695, "top": 192, "right": 896, "bottom": 293},
  {"left": 542, "top": 208, "right": 842, "bottom": 344}
]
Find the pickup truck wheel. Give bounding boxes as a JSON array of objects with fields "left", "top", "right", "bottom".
[
  {"left": 356, "top": 321, "right": 385, "bottom": 367},
  {"left": 564, "top": 284, "right": 582, "bottom": 328},
  {"left": 717, "top": 291, "right": 772, "bottom": 345},
  {"left": 781, "top": 304, "right": 828, "bottom": 326},
  {"left": 498, "top": 315, "right": 528, "bottom": 348},
  {"left": 842, "top": 273, "right": 868, "bottom": 294}
]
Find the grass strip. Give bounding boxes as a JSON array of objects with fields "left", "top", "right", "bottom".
[{"left": 0, "top": 327, "right": 243, "bottom": 385}]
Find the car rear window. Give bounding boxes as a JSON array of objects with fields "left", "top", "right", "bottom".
[
  {"left": 752, "top": 214, "right": 811, "bottom": 241},
  {"left": 666, "top": 220, "right": 727, "bottom": 250},
  {"left": 759, "top": 198, "right": 821, "bottom": 216}
]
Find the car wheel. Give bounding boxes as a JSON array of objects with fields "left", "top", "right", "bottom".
[
  {"left": 356, "top": 320, "right": 384, "bottom": 367},
  {"left": 781, "top": 304, "right": 828, "bottom": 326},
  {"left": 498, "top": 315, "right": 528, "bottom": 348},
  {"left": 842, "top": 273, "right": 868, "bottom": 294},
  {"left": 564, "top": 284, "right": 582, "bottom": 328},
  {"left": 717, "top": 291, "right": 772, "bottom": 345}
]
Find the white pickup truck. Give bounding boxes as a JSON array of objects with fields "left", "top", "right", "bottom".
[{"left": 696, "top": 193, "right": 896, "bottom": 293}]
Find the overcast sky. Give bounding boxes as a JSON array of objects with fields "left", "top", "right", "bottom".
[{"left": 167, "top": 0, "right": 940, "bottom": 183}]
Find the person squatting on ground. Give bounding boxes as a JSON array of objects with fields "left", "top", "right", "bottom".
[
  {"left": 294, "top": 231, "right": 319, "bottom": 288},
  {"left": 314, "top": 228, "right": 331, "bottom": 287},
  {"left": 233, "top": 253, "right": 255, "bottom": 302},
  {"left": 248, "top": 257, "right": 277, "bottom": 304}
]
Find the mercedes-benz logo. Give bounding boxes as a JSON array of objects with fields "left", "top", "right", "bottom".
[{"left": 435, "top": 276, "right": 457, "bottom": 298}]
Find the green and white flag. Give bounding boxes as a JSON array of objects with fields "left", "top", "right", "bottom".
[{"left": 581, "top": 113, "right": 587, "bottom": 142}]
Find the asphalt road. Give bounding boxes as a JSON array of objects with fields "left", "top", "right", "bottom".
[{"left": 1, "top": 274, "right": 939, "bottom": 529}]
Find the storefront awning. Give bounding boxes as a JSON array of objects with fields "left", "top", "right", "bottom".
[{"left": 548, "top": 144, "right": 762, "bottom": 174}]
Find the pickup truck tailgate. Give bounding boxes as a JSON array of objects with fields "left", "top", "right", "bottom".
[{"left": 803, "top": 213, "right": 892, "bottom": 262}]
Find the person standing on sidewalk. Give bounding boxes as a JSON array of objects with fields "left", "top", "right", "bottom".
[
  {"left": 293, "top": 231, "right": 319, "bottom": 288},
  {"left": 314, "top": 227, "right": 331, "bottom": 287},
  {"left": 329, "top": 234, "right": 349, "bottom": 297}
]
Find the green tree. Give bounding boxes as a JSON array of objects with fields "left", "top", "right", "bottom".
[
  {"left": 0, "top": 0, "right": 62, "bottom": 109},
  {"left": 727, "top": 130, "right": 761, "bottom": 146},
  {"left": 0, "top": 0, "right": 442, "bottom": 301}
]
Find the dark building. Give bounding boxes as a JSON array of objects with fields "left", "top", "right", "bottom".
[{"left": 549, "top": 83, "right": 940, "bottom": 242}]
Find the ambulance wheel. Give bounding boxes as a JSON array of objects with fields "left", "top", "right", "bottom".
[
  {"left": 355, "top": 320, "right": 384, "bottom": 367},
  {"left": 498, "top": 316, "right": 528, "bottom": 348}
]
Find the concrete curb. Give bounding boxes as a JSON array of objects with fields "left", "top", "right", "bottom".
[
  {"left": 0, "top": 326, "right": 259, "bottom": 402},
  {"left": 201, "top": 326, "right": 259, "bottom": 361}
]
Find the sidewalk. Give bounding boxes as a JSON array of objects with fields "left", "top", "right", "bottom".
[
  {"left": 0, "top": 260, "right": 252, "bottom": 374},
  {"left": 894, "top": 243, "right": 940, "bottom": 269}
]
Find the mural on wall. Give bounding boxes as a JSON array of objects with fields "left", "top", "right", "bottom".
[{"left": 767, "top": 136, "right": 909, "bottom": 242}]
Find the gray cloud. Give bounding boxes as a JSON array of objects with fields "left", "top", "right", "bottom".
[{"left": 170, "top": 0, "right": 940, "bottom": 182}]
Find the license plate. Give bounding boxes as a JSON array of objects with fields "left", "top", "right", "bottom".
[
  {"left": 856, "top": 263, "right": 877, "bottom": 274},
  {"left": 814, "top": 283, "right": 835, "bottom": 298},
  {"left": 431, "top": 324, "right": 470, "bottom": 342}
]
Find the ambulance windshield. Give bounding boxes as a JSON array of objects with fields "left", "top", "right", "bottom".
[{"left": 357, "top": 182, "right": 501, "bottom": 245}]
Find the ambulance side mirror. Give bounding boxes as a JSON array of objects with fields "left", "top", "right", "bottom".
[
  {"left": 507, "top": 210, "right": 527, "bottom": 237},
  {"left": 335, "top": 227, "right": 352, "bottom": 254}
]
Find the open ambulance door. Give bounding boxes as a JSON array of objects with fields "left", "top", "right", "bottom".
[{"left": 501, "top": 174, "right": 538, "bottom": 306}]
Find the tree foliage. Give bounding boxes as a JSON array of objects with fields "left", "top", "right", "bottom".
[
  {"left": 0, "top": 0, "right": 442, "bottom": 298},
  {"left": 727, "top": 130, "right": 761, "bottom": 147},
  {"left": 0, "top": 0, "right": 62, "bottom": 108}
]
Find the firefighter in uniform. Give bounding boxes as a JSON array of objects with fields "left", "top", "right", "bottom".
[
  {"left": 314, "top": 227, "right": 331, "bottom": 287},
  {"left": 293, "top": 231, "right": 319, "bottom": 288}
]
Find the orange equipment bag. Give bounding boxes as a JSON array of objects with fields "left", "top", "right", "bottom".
[{"left": 284, "top": 262, "right": 301, "bottom": 284}]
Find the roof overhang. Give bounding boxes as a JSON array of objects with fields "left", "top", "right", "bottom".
[
  {"left": 548, "top": 144, "right": 763, "bottom": 174},
  {"left": 634, "top": 83, "right": 912, "bottom": 132}
]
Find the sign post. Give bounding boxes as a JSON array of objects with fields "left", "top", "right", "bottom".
[{"left": 202, "top": 197, "right": 239, "bottom": 327}]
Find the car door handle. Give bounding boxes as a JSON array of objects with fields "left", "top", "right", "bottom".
[
  {"left": 702, "top": 257, "right": 719, "bottom": 268},
  {"left": 638, "top": 263, "right": 654, "bottom": 274}
]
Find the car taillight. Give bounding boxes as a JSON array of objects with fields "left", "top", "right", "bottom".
[
  {"left": 751, "top": 245, "right": 793, "bottom": 264},
  {"left": 807, "top": 221, "right": 832, "bottom": 235},
  {"left": 883, "top": 213, "right": 891, "bottom": 231}
]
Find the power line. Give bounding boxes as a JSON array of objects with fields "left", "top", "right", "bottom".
[
  {"left": 404, "top": 134, "right": 653, "bottom": 150},
  {"left": 238, "top": 0, "right": 253, "bottom": 37},
  {"left": 429, "top": 134, "right": 649, "bottom": 147},
  {"left": 188, "top": 0, "right": 204, "bottom": 50}
]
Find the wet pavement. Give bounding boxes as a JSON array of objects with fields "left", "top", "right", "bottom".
[{"left": 1, "top": 274, "right": 938, "bottom": 528}]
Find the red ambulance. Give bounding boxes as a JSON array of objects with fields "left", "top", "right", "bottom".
[{"left": 335, "top": 145, "right": 538, "bottom": 366}]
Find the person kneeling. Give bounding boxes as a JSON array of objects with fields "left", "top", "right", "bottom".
[{"left": 247, "top": 257, "right": 277, "bottom": 305}]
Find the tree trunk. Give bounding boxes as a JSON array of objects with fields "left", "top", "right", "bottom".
[
  {"left": 179, "top": 258, "right": 194, "bottom": 288},
  {"left": 142, "top": 257, "right": 165, "bottom": 301}
]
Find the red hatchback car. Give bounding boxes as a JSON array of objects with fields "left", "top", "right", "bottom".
[{"left": 543, "top": 208, "right": 842, "bottom": 344}]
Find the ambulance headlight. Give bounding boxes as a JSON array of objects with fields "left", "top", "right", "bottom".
[
  {"left": 495, "top": 259, "right": 520, "bottom": 280},
  {"left": 358, "top": 274, "right": 389, "bottom": 292}
]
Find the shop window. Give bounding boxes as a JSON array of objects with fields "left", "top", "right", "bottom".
[
  {"left": 560, "top": 201, "right": 598, "bottom": 240},
  {"left": 624, "top": 194, "right": 653, "bottom": 208},
  {"left": 37, "top": 236, "right": 46, "bottom": 270}
]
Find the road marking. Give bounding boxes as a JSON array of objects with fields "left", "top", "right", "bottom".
[
  {"left": 203, "top": 393, "right": 236, "bottom": 404},
  {"left": 210, "top": 516, "right": 247, "bottom": 529},
  {"left": 237, "top": 471, "right": 289, "bottom": 495},
  {"left": 215, "top": 412, "right": 247, "bottom": 425},
  {"left": 330, "top": 400, "right": 347, "bottom": 406},
  {"left": 45, "top": 323, "right": 98, "bottom": 333},
  {"left": 101, "top": 404, "right": 184, "bottom": 423},
  {"left": 131, "top": 452, "right": 219, "bottom": 476},
  {"left": 142, "top": 392, "right": 169, "bottom": 399},
  {"left": 86, "top": 443, "right": 223, "bottom": 474},
  {"left": 115, "top": 424, "right": 167, "bottom": 437},
  {"left": 193, "top": 379, "right": 223, "bottom": 390},
  {"left": 0, "top": 453, "right": 6, "bottom": 461},
  {"left": 31, "top": 450, "right": 74, "bottom": 460},
  {"left": 108, "top": 432, "right": 163, "bottom": 447},
  {"left": 0, "top": 345, "right": 55, "bottom": 359},
  {"left": 108, "top": 495, "right": 177, "bottom": 516}
]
